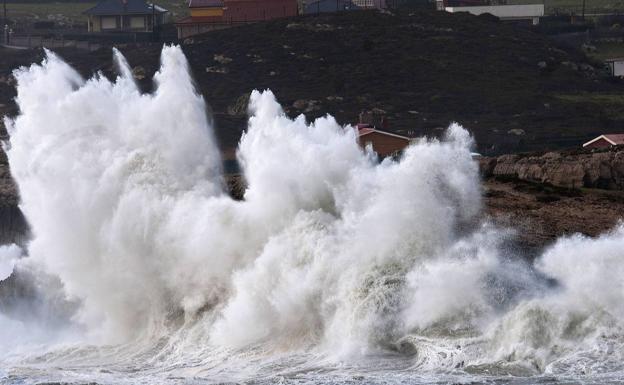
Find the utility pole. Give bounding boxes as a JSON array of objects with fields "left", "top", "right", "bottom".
[
  {"left": 3, "top": 0, "right": 7, "bottom": 25},
  {"left": 581, "top": 0, "right": 586, "bottom": 20},
  {"left": 151, "top": 0, "right": 156, "bottom": 41}
]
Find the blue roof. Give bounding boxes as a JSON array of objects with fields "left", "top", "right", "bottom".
[{"left": 84, "top": 0, "right": 168, "bottom": 15}]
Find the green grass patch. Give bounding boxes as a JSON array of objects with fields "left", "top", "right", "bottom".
[
  {"left": 589, "top": 41, "right": 624, "bottom": 61},
  {"left": 556, "top": 93, "right": 624, "bottom": 120},
  {"left": 4, "top": 2, "right": 96, "bottom": 24},
  {"left": 546, "top": 0, "right": 624, "bottom": 13}
]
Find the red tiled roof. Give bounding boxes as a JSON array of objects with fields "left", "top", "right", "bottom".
[
  {"left": 357, "top": 126, "right": 411, "bottom": 140},
  {"left": 604, "top": 134, "right": 624, "bottom": 144},
  {"left": 189, "top": 0, "right": 223, "bottom": 7},
  {"left": 358, "top": 127, "right": 375, "bottom": 136},
  {"left": 583, "top": 133, "right": 624, "bottom": 147}
]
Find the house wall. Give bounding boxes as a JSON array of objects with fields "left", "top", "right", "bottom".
[
  {"left": 90, "top": 14, "right": 156, "bottom": 32},
  {"left": 223, "top": 0, "right": 298, "bottom": 22},
  {"left": 607, "top": 60, "right": 624, "bottom": 77},
  {"left": 190, "top": 7, "right": 225, "bottom": 17},
  {"left": 130, "top": 15, "right": 147, "bottom": 29},
  {"left": 351, "top": 0, "right": 385, "bottom": 8},
  {"left": 584, "top": 138, "right": 613, "bottom": 149},
  {"left": 304, "top": 0, "right": 361, "bottom": 14},
  {"left": 100, "top": 15, "right": 119, "bottom": 30},
  {"left": 445, "top": 4, "right": 544, "bottom": 24},
  {"left": 358, "top": 132, "right": 410, "bottom": 157},
  {"left": 89, "top": 16, "right": 103, "bottom": 32},
  {"left": 177, "top": 0, "right": 297, "bottom": 39}
]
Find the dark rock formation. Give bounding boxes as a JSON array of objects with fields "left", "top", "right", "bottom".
[
  {"left": 0, "top": 152, "right": 29, "bottom": 246},
  {"left": 481, "top": 146, "right": 624, "bottom": 190}
]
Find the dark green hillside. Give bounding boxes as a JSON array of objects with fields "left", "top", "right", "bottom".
[{"left": 2, "top": 10, "right": 624, "bottom": 155}]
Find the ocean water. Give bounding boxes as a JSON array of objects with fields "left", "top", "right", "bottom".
[{"left": 1, "top": 46, "right": 624, "bottom": 385}]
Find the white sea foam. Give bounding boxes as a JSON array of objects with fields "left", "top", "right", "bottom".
[{"left": 1, "top": 45, "right": 624, "bottom": 384}]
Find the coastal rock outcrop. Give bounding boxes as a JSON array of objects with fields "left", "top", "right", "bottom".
[
  {"left": 481, "top": 146, "right": 624, "bottom": 190},
  {"left": 0, "top": 152, "right": 28, "bottom": 246}
]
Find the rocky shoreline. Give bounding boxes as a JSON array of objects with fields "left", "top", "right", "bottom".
[
  {"left": 0, "top": 148, "right": 622, "bottom": 255},
  {"left": 0, "top": 129, "right": 623, "bottom": 254},
  {"left": 0, "top": 152, "right": 28, "bottom": 247},
  {"left": 480, "top": 145, "right": 624, "bottom": 190}
]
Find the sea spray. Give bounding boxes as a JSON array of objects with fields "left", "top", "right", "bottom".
[
  {"left": 5, "top": 45, "right": 224, "bottom": 343},
  {"left": 0, "top": 244, "right": 21, "bottom": 281},
  {"left": 1, "top": 45, "right": 624, "bottom": 384}
]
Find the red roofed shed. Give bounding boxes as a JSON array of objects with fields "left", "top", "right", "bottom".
[
  {"left": 223, "top": 0, "right": 297, "bottom": 22},
  {"left": 357, "top": 125, "right": 412, "bottom": 157},
  {"left": 582, "top": 134, "right": 624, "bottom": 149},
  {"left": 176, "top": 0, "right": 297, "bottom": 39}
]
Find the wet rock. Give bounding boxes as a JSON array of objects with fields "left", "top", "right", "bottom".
[
  {"left": 561, "top": 61, "right": 578, "bottom": 71},
  {"left": 582, "top": 43, "right": 597, "bottom": 52},
  {"left": 507, "top": 128, "right": 525, "bottom": 136},
  {"left": 132, "top": 66, "right": 146, "bottom": 80},
  {"left": 206, "top": 66, "right": 228, "bottom": 74},
  {"left": 479, "top": 156, "right": 498, "bottom": 177},
  {"left": 286, "top": 22, "right": 336, "bottom": 32},
  {"left": 213, "top": 54, "right": 232, "bottom": 65},
  {"left": 227, "top": 94, "right": 250, "bottom": 116},
  {"left": 292, "top": 99, "right": 320, "bottom": 112},
  {"left": 0, "top": 75, "right": 16, "bottom": 87},
  {"left": 485, "top": 146, "right": 624, "bottom": 190}
]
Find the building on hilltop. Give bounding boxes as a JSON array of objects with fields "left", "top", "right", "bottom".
[
  {"left": 351, "top": 0, "right": 387, "bottom": 8},
  {"left": 606, "top": 58, "right": 624, "bottom": 77},
  {"left": 303, "top": 0, "right": 362, "bottom": 14},
  {"left": 189, "top": 0, "right": 225, "bottom": 18},
  {"left": 84, "top": 0, "right": 169, "bottom": 33},
  {"left": 175, "top": 0, "right": 298, "bottom": 39},
  {"left": 583, "top": 134, "right": 624, "bottom": 149},
  {"left": 357, "top": 125, "right": 412, "bottom": 158},
  {"left": 439, "top": 1, "right": 544, "bottom": 25}
]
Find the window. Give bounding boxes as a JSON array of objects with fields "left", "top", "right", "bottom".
[
  {"left": 101, "top": 16, "right": 117, "bottom": 29},
  {"left": 130, "top": 16, "right": 145, "bottom": 29}
]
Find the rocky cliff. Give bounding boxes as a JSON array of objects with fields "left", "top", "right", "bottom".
[
  {"left": 481, "top": 146, "right": 624, "bottom": 190},
  {"left": 0, "top": 151, "right": 28, "bottom": 246}
]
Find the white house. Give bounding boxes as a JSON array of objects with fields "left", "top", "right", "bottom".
[{"left": 443, "top": 4, "right": 544, "bottom": 25}]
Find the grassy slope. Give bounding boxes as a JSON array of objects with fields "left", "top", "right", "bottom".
[
  {"left": 4, "top": 2, "right": 96, "bottom": 24},
  {"left": 160, "top": 11, "right": 624, "bottom": 154},
  {"left": 589, "top": 42, "right": 624, "bottom": 61}
]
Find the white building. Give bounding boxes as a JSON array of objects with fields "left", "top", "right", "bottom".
[
  {"left": 606, "top": 59, "right": 624, "bottom": 77},
  {"left": 443, "top": 4, "right": 544, "bottom": 25},
  {"left": 351, "top": 0, "right": 386, "bottom": 8}
]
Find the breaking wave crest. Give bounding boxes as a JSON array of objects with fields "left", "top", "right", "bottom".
[{"left": 1, "top": 45, "right": 624, "bottom": 384}]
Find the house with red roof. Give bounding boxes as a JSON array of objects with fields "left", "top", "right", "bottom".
[
  {"left": 175, "top": 0, "right": 298, "bottom": 39},
  {"left": 582, "top": 134, "right": 624, "bottom": 149},
  {"left": 357, "top": 124, "right": 412, "bottom": 157}
]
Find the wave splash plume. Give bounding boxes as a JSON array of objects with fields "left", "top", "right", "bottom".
[{"left": 1, "top": 45, "right": 624, "bottom": 384}]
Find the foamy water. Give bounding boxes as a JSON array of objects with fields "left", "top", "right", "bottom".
[{"left": 1, "top": 46, "right": 624, "bottom": 385}]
